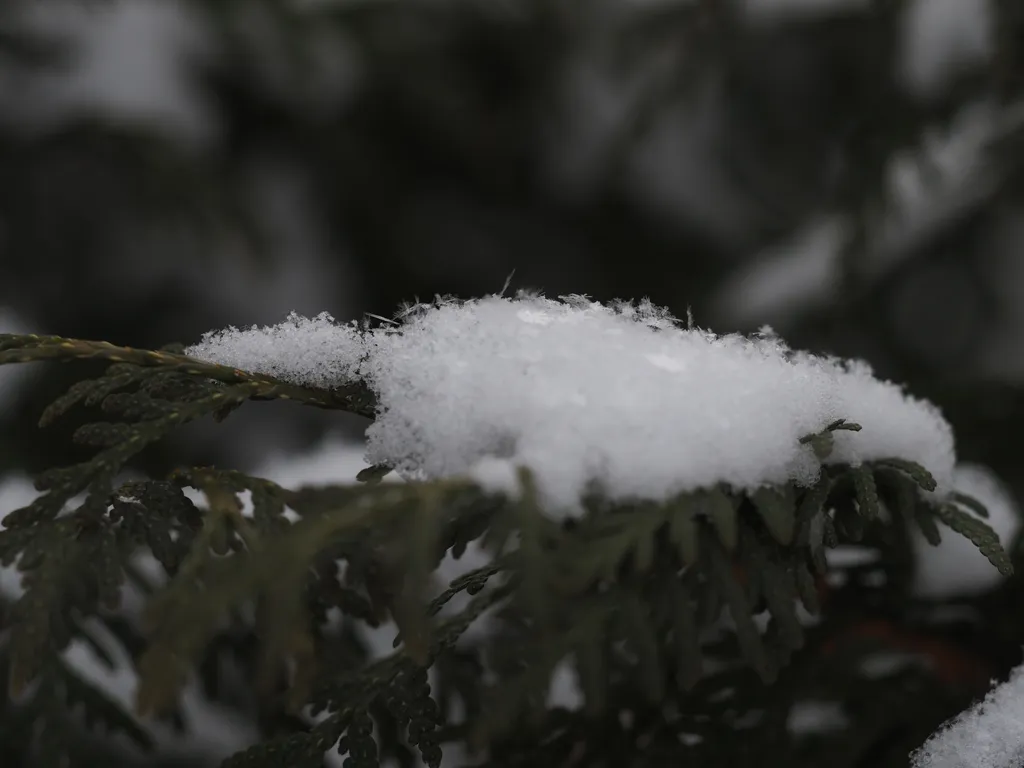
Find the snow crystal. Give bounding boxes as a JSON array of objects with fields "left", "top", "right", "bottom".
[
  {"left": 185, "top": 311, "right": 362, "bottom": 389},
  {"left": 187, "top": 295, "right": 959, "bottom": 515},
  {"left": 912, "top": 662, "right": 1024, "bottom": 768}
]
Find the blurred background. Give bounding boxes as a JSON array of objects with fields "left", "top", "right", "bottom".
[
  {"left": 2, "top": 0, "right": 1024, "bottom": 488},
  {"left": 2, "top": 1, "right": 1024, "bottom": 764}
]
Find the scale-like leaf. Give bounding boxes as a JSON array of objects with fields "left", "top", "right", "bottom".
[
  {"left": 834, "top": 496, "right": 865, "bottom": 542},
  {"left": 796, "top": 476, "right": 832, "bottom": 546},
  {"left": 914, "top": 505, "right": 943, "bottom": 546},
  {"left": 667, "top": 495, "right": 700, "bottom": 566},
  {"left": 669, "top": 577, "right": 702, "bottom": 690},
  {"left": 700, "top": 489, "right": 738, "bottom": 551},
  {"left": 619, "top": 592, "right": 664, "bottom": 703},
  {"left": 404, "top": 666, "right": 443, "bottom": 768},
  {"left": 393, "top": 493, "right": 443, "bottom": 664},
  {"left": 800, "top": 431, "right": 834, "bottom": 460},
  {"left": 707, "top": 539, "right": 770, "bottom": 682},
  {"left": 357, "top": 464, "right": 394, "bottom": 484},
  {"left": 852, "top": 466, "right": 880, "bottom": 521},
  {"left": 793, "top": 560, "right": 819, "bottom": 614},
  {"left": 874, "top": 458, "right": 937, "bottom": 492},
  {"left": 576, "top": 634, "right": 607, "bottom": 716},
  {"left": 752, "top": 486, "right": 796, "bottom": 545},
  {"left": 340, "top": 708, "right": 380, "bottom": 768},
  {"left": 935, "top": 503, "right": 1012, "bottom": 576},
  {"left": 950, "top": 491, "right": 991, "bottom": 519}
]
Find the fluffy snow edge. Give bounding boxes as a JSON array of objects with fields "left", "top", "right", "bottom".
[{"left": 912, "top": 663, "right": 1024, "bottom": 768}]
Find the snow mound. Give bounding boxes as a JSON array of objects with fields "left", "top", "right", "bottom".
[
  {"left": 913, "top": 663, "right": 1024, "bottom": 768},
  {"left": 186, "top": 295, "right": 957, "bottom": 514}
]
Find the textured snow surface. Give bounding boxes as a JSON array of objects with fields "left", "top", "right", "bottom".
[
  {"left": 913, "top": 663, "right": 1024, "bottom": 768},
  {"left": 187, "top": 310, "right": 363, "bottom": 389},
  {"left": 187, "top": 295, "right": 959, "bottom": 513}
]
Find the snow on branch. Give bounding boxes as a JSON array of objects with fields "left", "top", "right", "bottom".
[
  {"left": 912, "top": 663, "right": 1024, "bottom": 768},
  {"left": 185, "top": 311, "right": 363, "bottom": 389},
  {"left": 186, "top": 294, "right": 956, "bottom": 514}
]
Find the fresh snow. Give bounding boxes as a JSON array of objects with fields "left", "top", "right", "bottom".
[
  {"left": 186, "top": 295, "right": 957, "bottom": 513},
  {"left": 186, "top": 310, "right": 363, "bottom": 390},
  {"left": 912, "top": 662, "right": 1024, "bottom": 768}
]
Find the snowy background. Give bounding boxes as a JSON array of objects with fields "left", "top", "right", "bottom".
[{"left": 2, "top": 0, "right": 1024, "bottom": 765}]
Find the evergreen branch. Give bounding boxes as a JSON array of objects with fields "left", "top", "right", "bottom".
[
  {"left": 429, "top": 559, "right": 509, "bottom": 616},
  {"left": 136, "top": 477, "right": 505, "bottom": 716},
  {"left": 3, "top": 383, "right": 260, "bottom": 528},
  {"left": 934, "top": 503, "right": 1013, "bottom": 577},
  {"left": 0, "top": 333, "right": 377, "bottom": 418}
]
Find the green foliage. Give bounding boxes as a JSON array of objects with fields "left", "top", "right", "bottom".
[{"left": 0, "top": 332, "right": 1012, "bottom": 767}]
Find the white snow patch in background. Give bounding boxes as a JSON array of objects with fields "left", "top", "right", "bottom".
[
  {"left": 0, "top": 308, "right": 34, "bottom": 407},
  {"left": 64, "top": 619, "right": 258, "bottom": 762},
  {"left": 881, "top": 101, "right": 996, "bottom": 256},
  {"left": 468, "top": 456, "right": 524, "bottom": 499},
  {"left": 914, "top": 463, "right": 1020, "bottom": 598},
  {"left": 715, "top": 217, "right": 844, "bottom": 325},
  {"left": 900, "top": 0, "right": 992, "bottom": 98},
  {"left": 826, "top": 545, "right": 880, "bottom": 569},
  {"left": 742, "top": 0, "right": 868, "bottom": 20},
  {"left": 252, "top": 434, "right": 388, "bottom": 489},
  {"left": 912, "top": 661, "right": 1024, "bottom": 768},
  {"left": 13, "top": 1, "right": 213, "bottom": 140},
  {"left": 788, "top": 700, "right": 849, "bottom": 734},
  {"left": 546, "top": 661, "right": 584, "bottom": 710},
  {"left": 861, "top": 651, "right": 920, "bottom": 679},
  {"left": 188, "top": 296, "right": 958, "bottom": 514},
  {"left": 717, "top": 103, "right": 1019, "bottom": 331},
  {"left": 0, "top": 473, "right": 35, "bottom": 598},
  {"left": 628, "top": 96, "right": 752, "bottom": 248}
]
